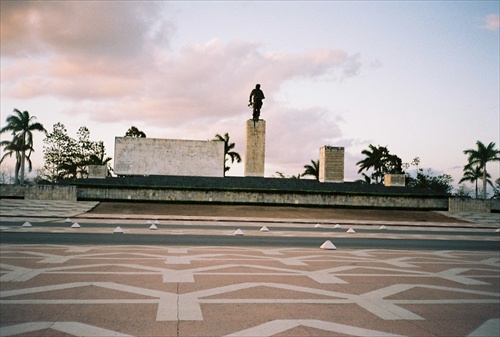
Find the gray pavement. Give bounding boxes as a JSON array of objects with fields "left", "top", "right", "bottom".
[
  {"left": 1, "top": 199, "right": 500, "bottom": 227},
  {"left": 1, "top": 200, "right": 499, "bottom": 337},
  {"left": 437, "top": 211, "right": 500, "bottom": 226},
  {"left": 0, "top": 199, "right": 99, "bottom": 219}
]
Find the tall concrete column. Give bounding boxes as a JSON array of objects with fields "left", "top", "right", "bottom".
[
  {"left": 319, "top": 146, "right": 344, "bottom": 183},
  {"left": 245, "top": 119, "right": 266, "bottom": 177}
]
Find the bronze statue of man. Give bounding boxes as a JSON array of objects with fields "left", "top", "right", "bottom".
[{"left": 249, "top": 84, "right": 265, "bottom": 120}]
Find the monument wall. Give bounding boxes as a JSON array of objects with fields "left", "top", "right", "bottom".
[{"left": 114, "top": 137, "right": 225, "bottom": 177}]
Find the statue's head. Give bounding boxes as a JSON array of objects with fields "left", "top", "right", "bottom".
[{"left": 255, "top": 84, "right": 261, "bottom": 89}]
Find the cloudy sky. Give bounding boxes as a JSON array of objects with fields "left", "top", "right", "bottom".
[{"left": 1, "top": 1, "right": 499, "bottom": 189}]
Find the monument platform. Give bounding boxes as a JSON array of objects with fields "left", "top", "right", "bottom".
[{"left": 63, "top": 175, "right": 447, "bottom": 196}]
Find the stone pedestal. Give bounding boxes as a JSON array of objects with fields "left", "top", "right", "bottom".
[
  {"left": 384, "top": 174, "right": 406, "bottom": 186},
  {"left": 319, "top": 146, "right": 344, "bottom": 183},
  {"left": 88, "top": 165, "right": 108, "bottom": 179},
  {"left": 245, "top": 119, "right": 266, "bottom": 177}
]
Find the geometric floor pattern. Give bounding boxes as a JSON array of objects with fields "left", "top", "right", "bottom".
[{"left": 1, "top": 245, "right": 499, "bottom": 336}]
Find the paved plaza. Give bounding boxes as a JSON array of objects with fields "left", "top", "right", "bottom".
[
  {"left": 0, "top": 200, "right": 499, "bottom": 336},
  {"left": 1, "top": 245, "right": 499, "bottom": 337}
]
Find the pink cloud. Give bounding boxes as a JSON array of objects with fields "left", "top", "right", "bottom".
[
  {"left": 3, "top": 37, "right": 360, "bottom": 127},
  {"left": 1, "top": 1, "right": 363, "bottom": 177},
  {"left": 0, "top": 1, "right": 173, "bottom": 58},
  {"left": 2, "top": 1, "right": 361, "bottom": 124},
  {"left": 2, "top": 57, "right": 141, "bottom": 100},
  {"left": 483, "top": 14, "right": 500, "bottom": 31}
]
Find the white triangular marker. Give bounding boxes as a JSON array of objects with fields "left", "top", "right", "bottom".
[
  {"left": 113, "top": 226, "right": 124, "bottom": 234},
  {"left": 334, "top": 224, "right": 342, "bottom": 229},
  {"left": 234, "top": 229, "right": 244, "bottom": 236},
  {"left": 260, "top": 226, "right": 269, "bottom": 232},
  {"left": 149, "top": 224, "right": 158, "bottom": 230},
  {"left": 320, "top": 240, "right": 337, "bottom": 250},
  {"left": 315, "top": 224, "right": 322, "bottom": 228},
  {"left": 21, "top": 222, "right": 32, "bottom": 227},
  {"left": 496, "top": 228, "right": 500, "bottom": 233},
  {"left": 71, "top": 223, "right": 81, "bottom": 228},
  {"left": 379, "top": 225, "right": 387, "bottom": 230},
  {"left": 347, "top": 228, "right": 356, "bottom": 234},
  {"left": 154, "top": 220, "right": 160, "bottom": 224},
  {"left": 146, "top": 220, "right": 152, "bottom": 224},
  {"left": 64, "top": 218, "right": 72, "bottom": 223}
]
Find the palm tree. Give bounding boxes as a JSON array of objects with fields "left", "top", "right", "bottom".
[
  {"left": 303, "top": 159, "right": 319, "bottom": 180},
  {"left": 354, "top": 173, "right": 372, "bottom": 184},
  {"left": 213, "top": 133, "right": 241, "bottom": 175},
  {"left": 459, "top": 165, "right": 481, "bottom": 199},
  {"left": 0, "top": 109, "right": 46, "bottom": 184},
  {"left": 88, "top": 141, "right": 113, "bottom": 176},
  {"left": 1, "top": 139, "right": 20, "bottom": 184},
  {"left": 0, "top": 137, "right": 35, "bottom": 184},
  {"left": 275, "top": 171, "right": 302, "bottom": 179},
  {"left": 0, "top": 137, "right": 31, "bottom": 184},
  {"left": 459, "top": 165, "right": 492, "bottom": 199},
  {"left": 356, "top": 145, "right": 390, "bottom": 184},
  {"left": 494, "top": 178, "right": 500, "bottom": 199},
  {"left": 463, "top": 141, "right": 500, "bottom": 199}
]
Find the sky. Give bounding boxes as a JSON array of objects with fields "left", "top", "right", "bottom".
[{"left": 1, "top": 1, "right": 499, "bottom": 192}]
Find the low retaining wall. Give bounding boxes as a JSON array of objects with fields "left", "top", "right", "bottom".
[
  {"left": 77, "top": 186, "right": 448, "bottom": 210},
  {"left": 2, "top": 183, "right": 466, "bottom": 211},
  {"left": 0, "top": 185, "right": 25, "bottom": 198},
  {"left": 449, "top": 198, "right": 499, "bottom": 213},
  {"left": 1, "top": 185, "right": 77, "bottom": 201},
  {"left": 25, "top": 185, "right": 77, "bottom": 201}
]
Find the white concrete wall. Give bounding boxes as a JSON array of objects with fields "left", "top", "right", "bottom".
[{"left": 114, "top": 137, "right": 225, "bottom": 177}]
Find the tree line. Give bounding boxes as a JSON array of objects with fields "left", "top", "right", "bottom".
[
  {"left": 0, "top": 109, "right": 46, "bottom": 184},
  {"left": 38, "top": 123, "right": 112, "bottom": 182},
  {"left": 1, "top": 109, "right": 499, "bottom": 198},
  {"left": 298, "top": 143, "right": 499, "bottom": 198},
  {"left": 0, "top": 109, "right": 242, "bottom": 183}
]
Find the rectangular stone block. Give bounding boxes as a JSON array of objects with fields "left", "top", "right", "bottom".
[
  {"left": 319, "top": 146, "right": 344, "bottom": 183},
  {"left": 114, "top": 137, "right": 225, "bottom": 177},
  {"left": 88, "top": 165, "right": 108, "bottom": 179},
  {"left": 245, "top": 120, "right": 266, "bottom": 177},
  {"left": 384, "top": 174, "right": 406, "bottom": 186}
]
